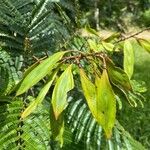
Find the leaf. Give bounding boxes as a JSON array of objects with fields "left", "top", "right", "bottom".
[
  {"left": 96, "top": 69, "right": 116, "bottom": 139},
  {"left": 79, "top": 69, "right": 97, "bottom": 118},
  {"left": 16, "top": 52, "right": 65, "bottom": 96},
  {"left": 80, "top": 69, "right": 116, "bottom": 138},
  {"left": 102, "top": 41, "right": 114, "bottom": 51},
  {"left": 85, "top": 25, "right": 99, "bottom": 36},
  {"left": 52, "top": 65, "right": 74, "bottom": 120},
  {"left": 106, "top": 59, "right": 132, "bottom": 91},
  {"left": 11, "top": 61, "right": 39, "bottom": 93},
  {"left": 138, "top": 39, "right": 150, "bottom": 53},
  {"left": 88, "top": 39, "right": 98, "bottom": 50},
  {"left": 21, "top": 72, "right": 57, "bottom": 119},
  {"left": 123, "top": 40, "right": 134, "bottom": 79},
  {"left": 88, "top": 39, "right": 103, "bottom": 52},
  {"left": 50, "top": 106, "right": 64, "bottom": 147}
]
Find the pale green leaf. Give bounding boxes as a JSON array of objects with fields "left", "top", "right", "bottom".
[
  {"left": 138, "top": 39, "right": 150, "bottom": 53},
  {"left": 16, "top": 51, "right": 65, "bottom": 96},
  {"left": 102, "top": 41, "right": 114, "bottom": 51},
  {"left": 123, "top": 40, "right": 134, "bottom": 79},
  {"left": 21, "top": 72, "right": 57, "bottom": 119},
  {"left": 52, "top": 65, "right": 74, "bottom": 119}
]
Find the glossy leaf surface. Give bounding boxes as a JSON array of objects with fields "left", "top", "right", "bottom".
[
  {"left": 16, "top": 52, "right": 65, "bottom": 96},
  {"left": 52, "top": 65, "right": 74, "bottom": 120},
  {"left": 21, "top": 72, "right": 57, "bottom": 119},
  {"left": 106, "top": 59, "right": 132, "bottom": 91}
]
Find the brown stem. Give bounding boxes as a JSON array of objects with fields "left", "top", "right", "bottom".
[{"left": 115, "top": 27, "right": 150, "bottom": 43}]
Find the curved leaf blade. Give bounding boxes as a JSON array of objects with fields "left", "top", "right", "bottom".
[
  {"left": 16, "top": 52, "right": 65, "bottom": 96},
  {"left": 52, "top": 65, "right": 74, "bottom": 120},
  {"left": 106, "top": 59, "right": 132, "bottom": 91},
  {"left": 96, "top": 69, "right": 116, "bottom": 139},
  {"left": 21, "top": 72, "right": 57, "bottom": 119}
]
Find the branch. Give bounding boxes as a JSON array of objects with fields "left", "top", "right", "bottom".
[
  {"left": 60, "top": 51, "right": 105, "bottom": 64},
  {"left": 115, "top": 27, "right": 150, "bottom": 43}
]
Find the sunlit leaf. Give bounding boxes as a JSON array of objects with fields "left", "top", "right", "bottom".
[
  {"left": 123, "top": 40, "right": 134, "bottom": 79},
  {"left": 16, "top": 52, "right": 65, "bottom": 96},
  {"left": 102, "top": 41, "right": 114, "bottom": 51},
  {"left": 52, "top": 65, "right": 74, "bottom": 120},
  {"left": 87, "top": 39, "right": 103, "bottom": 52},
  {"left": 96, "top": 69, "right": 116, "bottom": 139},
  {"left": 21, "top": 72, "right": 57, "bottom": 119}
]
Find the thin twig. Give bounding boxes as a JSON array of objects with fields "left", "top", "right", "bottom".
[{"left": 115, "top": 27, "right": 150, "bottom": 43}]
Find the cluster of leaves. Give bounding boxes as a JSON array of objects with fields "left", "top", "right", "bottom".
[
  {"left": 14, "top": 28, "right": 149, "bottom": 148},
  {"left": 0, "top": 0, "right": 150, "bottom": 150}
]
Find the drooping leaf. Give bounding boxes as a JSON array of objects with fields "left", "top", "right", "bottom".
[
  {"left": 138, "top": 39, "right": 150, "bottom": 53},
  {"left": 52, "top": 65, "right": 74, "bottom": 120},
  {"left": 50, "top": 106, "right": 64, "bottom": 147},
  {"left": 96, "top": 69, "right": 116, "bottom": 139},
  {"left": 123, "top": 40, "right": 134, "bottom": 79},
  {"left": 79, "top": 69, "right": 98, "bottom": 118},
  {"left": 21, "top": 71, "right": 57, "bottom": 119},
  {"left": 16, "top": 52, "right": 65, "bottom": 96},
  {"left": 106, "top": 59, "right": 132, "bottom": 91}
]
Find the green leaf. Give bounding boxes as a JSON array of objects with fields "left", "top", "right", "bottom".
[
  {"left": 16, "top": 52, "right": 65, "bottom": 96},
  {"left": 11, "top": 61, "right": 39, "bottom": 93},
  {"left": 88, "top": 39, "right": 98, "bottom": 51},
  {"left": 123, "top": 40, "right": 134, "bottom": 79},
  {"left": 102, "top": 41, "right": 114, "bottom": 51},
  {"left": 50, "top": 106, "right": 64, "bottom": 147},
  {"left": 106, "top": 59, "right": 132, "bottom": 91},
  {"left": 79, "top": 69, "right": 98, "bottom": 118},
  {"left": 96, "top": 69, "right": 116, "bottom": 139},
  {"left": 52, "top": 65, "right": 74, "bottom": 120},
  {"left": 21, "top": 72, "right": 57, "bottom": 119},
  {"left": 85, "top": 25, "right": 99, "bottom": 36},
  {"left": 138, "top": 39, "right": 150, "bottom": 53}
]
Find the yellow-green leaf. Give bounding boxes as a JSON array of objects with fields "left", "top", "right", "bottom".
[
  {"left": 138, "top": 39, "right": 150, "bottom": 53},
  {"left": 52, "top": 65, "right": 74, "bottom": 120},
  {"left": 21, "top": 72, "right": 57, "bottom": 119},
  {"left": 123, "top": 40, "right": 134, "bottom": 79},
  {"left": 88, "top": 39, "right": 98, "bottom": 50},
  {"left": 80, "top": 69, "right": 97, "bottom": 118},
  {"left": 80, "top": 69, "right": 116, "bottom": 138},
  {"left": 50, "top": 106, "right": 64, "bottom": 147},
  {"left": 96, "top": 69, "right": 116, "bottom": 138},
  {"left": 85, "top": 25, "right": 99, "bottom": 36},
  {"left": 102, "top": 41, "right": 114, "bottom": 51},
  {"left": 16, "top": 52, "right": 65, "bottom": 96},
  {"left": 106, "top": 59, "right": 132, "bottom": 91}
]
